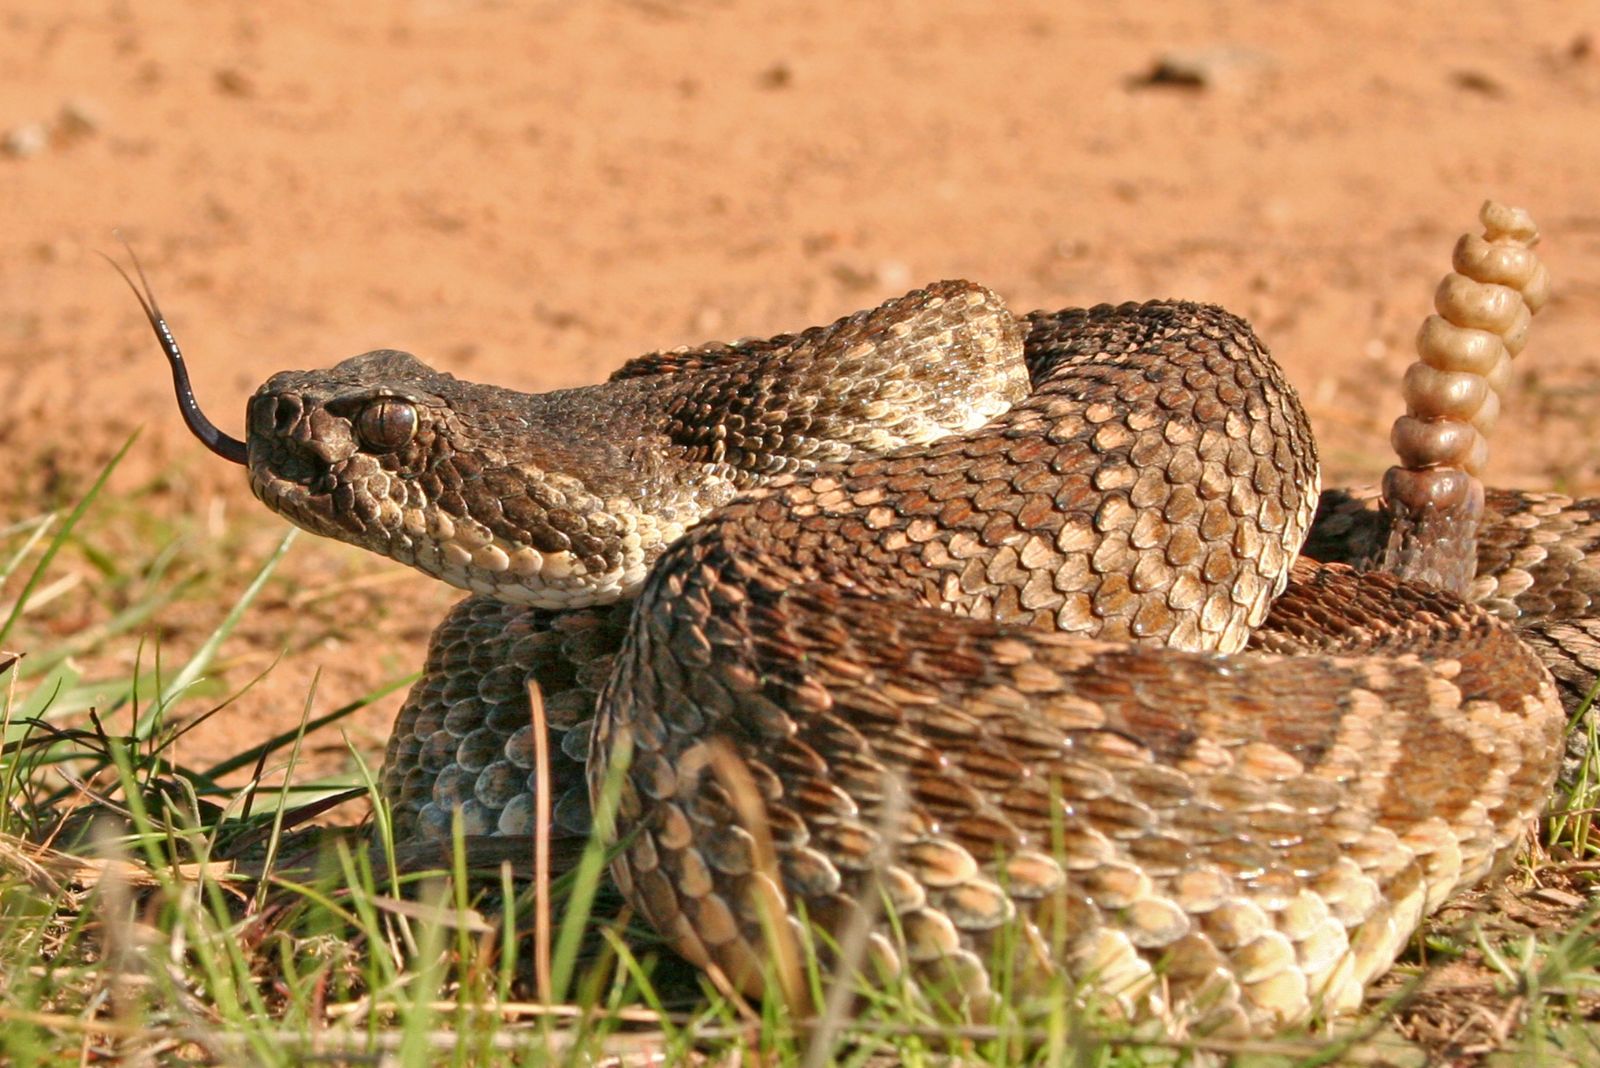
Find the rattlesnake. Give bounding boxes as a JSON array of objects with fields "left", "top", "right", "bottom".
[{"left": 122, "top": 202, "right": 1599, "bottom": 1035}]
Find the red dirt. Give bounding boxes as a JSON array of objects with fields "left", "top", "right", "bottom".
[{"left": 3, "top": 1, "right": 1599, "bottom": 780}]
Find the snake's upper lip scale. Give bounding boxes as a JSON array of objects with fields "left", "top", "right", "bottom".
[{"left": 103, "top": 244, "right": 249, "bottom": 466}]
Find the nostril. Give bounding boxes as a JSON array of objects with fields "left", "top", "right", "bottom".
[
  {"left": 249, "top": 393, "right": 302, "bottom": 438},
  {"left": 275, "top": 394, "right": 304, "bottom": 435}
]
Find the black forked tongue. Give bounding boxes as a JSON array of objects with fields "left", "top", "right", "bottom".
[{"left": 102, "top": 244, "right": 249, "bottom": 466}]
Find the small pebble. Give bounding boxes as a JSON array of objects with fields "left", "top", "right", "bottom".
[
  {"left": 3, "top": 123, "right": 48, "bottom": 159},
  {"left": 1130, "top": 46, "right": 1277, "bottom": 93},
  {"left": 57, "top": 98, "right": 103, "bottom": 137}
]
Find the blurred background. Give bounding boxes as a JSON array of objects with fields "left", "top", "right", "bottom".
[{"left": 2, "top": 0, "right": 1596, "bottom": 777}]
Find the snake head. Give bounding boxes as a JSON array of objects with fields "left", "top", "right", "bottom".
[
  {"left": 109, "top": 244, "right": 730, "bottom": 608},
  {"left": 243, "top": 350, "right": 728, "bottom": 608},
  {"left": 112, "top": 261, "right": 722, "bottom": 608},
  {"left": 245, "top": 351, "right": 449, "bottom": 544},
  {"left": 110, "top": 250, "right": 719, "bottom": 607}
]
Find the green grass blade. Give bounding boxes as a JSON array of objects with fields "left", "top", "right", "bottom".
[
  {"left": 0, "top": 431, "right": 139, "bottom": 648},
  {"left": 202, "top": 668, "right": 416, "bottom": 781},
  {"left": 550, "top": 730, "right": 632, "bottom": 1006},
  {"left": 137, "top": 526, "right": 297, "bottom": 738}
]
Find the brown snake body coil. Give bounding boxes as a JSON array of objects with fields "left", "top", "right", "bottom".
[{"left": 135, "top": 204, "right": 1592, "bottom": 1035}]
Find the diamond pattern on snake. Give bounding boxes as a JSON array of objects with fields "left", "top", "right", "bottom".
[{"left": 121, "top": 201, "right": 1598, "bottom": 1035}]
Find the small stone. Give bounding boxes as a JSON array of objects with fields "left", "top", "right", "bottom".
[
  {"left": 3, "top": 123, "right": 48, "bottom": 158},
  {"left": 757, "top": 63, "right": 792, "bottom": 89},
  {"left": 1449, "top": 69, "right": 1505, "bottom": 97},
  {"left": 214, "top": 68, "right": 255, "bottom": 97},
  {"left": 1130, "top": 46, "right": 1277, "bottom": 93},
  {"left": 57, "top": 98, "right": 103, "bottom": 137}
]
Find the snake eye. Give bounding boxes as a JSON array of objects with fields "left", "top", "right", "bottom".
[{"left": 355, "top": 398, "right": 418, "bottom": 451}]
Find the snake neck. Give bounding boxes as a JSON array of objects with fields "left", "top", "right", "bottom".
[
  {"left": 613, "top": 298, "right": 1323, "bottom": 709},
  {"left": 239, "top": 281, "right": 1030, "bottom": 609}
]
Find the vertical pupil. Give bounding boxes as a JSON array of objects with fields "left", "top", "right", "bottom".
[{"left": 362, "top": 400, "right": 414, "bottom": 448}]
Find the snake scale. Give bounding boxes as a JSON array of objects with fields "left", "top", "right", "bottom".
[{"left": 125, "top": 202, "right": 1600, "bottom": 1035}]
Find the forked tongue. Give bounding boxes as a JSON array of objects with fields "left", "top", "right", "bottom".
[{"left": 104, "top": 247, "right": 248, "bottom": 465}]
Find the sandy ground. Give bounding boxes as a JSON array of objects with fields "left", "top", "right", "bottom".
[{"left": 3, "top": 1, "right": 1599, "bottom": 780}]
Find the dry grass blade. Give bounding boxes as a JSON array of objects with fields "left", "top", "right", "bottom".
[
  {"left": 0, "top": 831, "right": 69, "bottom": 895},
  {"left": 368, "top": 894, "right": 494, "bottom": 934},
  {"left": 91, "top": 821, "right": 149, "bottom": 1063},
  {"left": 1, "top": 829, "right": 232, "bottom": 893},
  {"left": 530, "top": 679, "right": 553, "bottom": 1005},
  {"left": 70, "top": 855, "right": 235, "bottom": 891},
  {"left": 319, "top": 999, "right": 680, "bottom": 1025},
  {"left": 705, "top": 736, "right": 807, "bottom": 1020},
  {"left": 802, "top": 771, "right": 908, "bottom": 1068}
]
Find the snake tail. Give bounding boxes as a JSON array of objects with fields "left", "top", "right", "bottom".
[{"left": 1380, "top": 201, "right": 1549, "bottom": 596}]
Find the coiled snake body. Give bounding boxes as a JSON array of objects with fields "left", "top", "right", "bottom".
[{"left": 132, "top": 204, "right": 1596, "bottom": 1034}]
